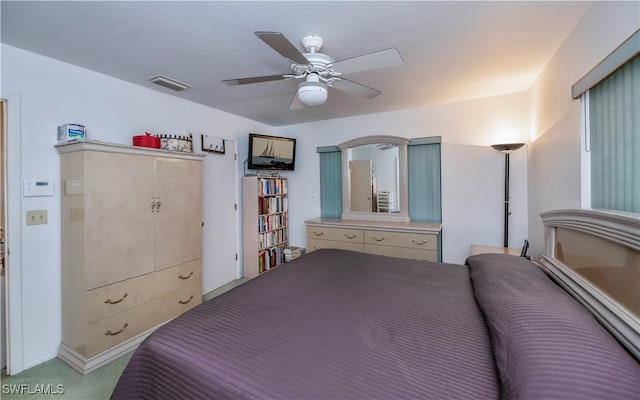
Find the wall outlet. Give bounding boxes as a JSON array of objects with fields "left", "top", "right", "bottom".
[{"left": 26, "top": 210, "right": 48, "bottom": 225}]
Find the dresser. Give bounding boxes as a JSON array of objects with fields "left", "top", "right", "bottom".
[
  {"left": 305, "top": 218, "right": 442, "bottom": 262},
  {"left": 470, "top": 245, "right": 520, "bottom": 256},
  {"left": 56, "top": 141, "right": 204, "bottom": 374}
]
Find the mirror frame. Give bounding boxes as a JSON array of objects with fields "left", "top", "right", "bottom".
[{"left": 339, "top": 135, "right": 411, "bottom": 222}]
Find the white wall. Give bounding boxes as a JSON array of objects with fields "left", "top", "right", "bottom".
[
  {"left": 527, "top": 1, "right": 640, "bottom": 257},
  {"left": 277, "top": 92, "right": 530, "bottom": 265},
  {"left": 1, "top": 44, "right": 275, "bottom": 371}
]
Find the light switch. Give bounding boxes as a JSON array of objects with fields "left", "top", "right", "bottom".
[
  {"left": 65, "top": 180, "right": 84, "bottom": 196},
  {"left": 26, "top": 210, "right": 48, "bottom": 225}
]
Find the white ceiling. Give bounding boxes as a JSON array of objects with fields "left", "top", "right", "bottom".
[{"left": 1, "top": 1, "right": 592, "bottom": 126}]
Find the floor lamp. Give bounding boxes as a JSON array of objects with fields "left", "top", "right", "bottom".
[{"left": 491, "top": 143, "right": 525, "bottom": 248}]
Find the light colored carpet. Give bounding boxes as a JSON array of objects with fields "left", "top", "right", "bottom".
[{"left": 1, "top": 352, "right": 131, "bottom": 400}]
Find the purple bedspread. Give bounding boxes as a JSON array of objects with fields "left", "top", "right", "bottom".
[
  {"left": 467, "top": 254, "right": 640, "bottom": 400},
  {"left": 112, "top": 249, "right": 499, "bottom": 399}
]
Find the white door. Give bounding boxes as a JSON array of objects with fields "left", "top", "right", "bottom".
[
  {"left": 350, "top": 160, "right": 373, "bottom": 212},
  {"left": 202, "top": 139, "right": 239, "bottom": 294}
]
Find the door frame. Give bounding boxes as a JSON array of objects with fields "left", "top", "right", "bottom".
[
  {"left": 197, "top": 134, "right": 241, "bottom": 289},
  {"left": 229, "top": 140, "right": 241, "bottom": 279},
  {"left": 2, "top": 93, "right": 24, "bottom": 375}
]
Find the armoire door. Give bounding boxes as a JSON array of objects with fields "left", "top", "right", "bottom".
[
  {"left": 154, "top": 158, "right": 202, "bottom": 270},
  {"left": 84, "top": 151, "right": 156, "bottom": 289}
]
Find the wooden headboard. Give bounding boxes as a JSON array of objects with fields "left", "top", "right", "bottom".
[{"left": 540, "top": 209, "right": 640, "bottom": 359}]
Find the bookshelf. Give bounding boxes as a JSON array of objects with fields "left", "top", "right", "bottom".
[{"left": 242, "top": 176, "right": 289, "bottom": 279}]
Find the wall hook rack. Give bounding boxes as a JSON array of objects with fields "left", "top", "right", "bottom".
[{"left": 201, "top": 134, "right": 226, "bottom": 154}]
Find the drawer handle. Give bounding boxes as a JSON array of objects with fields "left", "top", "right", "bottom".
[
  {"left": 371, "top": 236, "right": 385, "bottom": 242},
  {"left": 344, "top": 234, "right": 357, "bottom": 239},
  {"left": 411, "top": 240, "right": 427, "bottom": 245},
  {"left": 178, "top": 271, "right": 194, "bottom": 280},
  {"left": 312, "top": 231, "right": 324, "bottom": 236},
  {"left": 104, "top": 293, "right": 128, "bottom": 305},
  {"left": 105, "top": 323, "right": 128, "bottom": 336},
  {"left": 179, "top": 295, "right": 194, "bottom": 305}
]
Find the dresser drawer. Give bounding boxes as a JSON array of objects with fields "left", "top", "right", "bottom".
[
  {"left": 307, "top": 226, "right": 364, "bottom": 243},
  {"left": 308, "top": 238, "right": 365, "bottom": 253},
  {"left": 86, "top": 284, "right": 201, "bottom": 357},
  {"left": 364, "top": 230, "right": 437, "bottom": 250},
  {"left": 87, "top": 259, "right": 201, "bottom": 323},
  {"left": 365, "top": 244, "right": 437, "bottom": 262}
]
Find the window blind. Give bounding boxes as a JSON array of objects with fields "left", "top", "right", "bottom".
[
  {"left": 317, "top": 147, "right": 342, "bottom": 218},
  {"left": 408, "top": 139, "right": 442, "bottom": 222},
  {"left": 589, "top": 54, "right": 639, "bottom": 213}
]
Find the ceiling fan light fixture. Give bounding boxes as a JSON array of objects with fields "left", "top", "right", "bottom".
[{"left": 297, "top": 81, "right": 328, "bottom": 106}]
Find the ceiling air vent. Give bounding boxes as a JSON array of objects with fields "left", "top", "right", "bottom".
[{"left": 149, "top": 75, "right": 192, "bottom": 91}]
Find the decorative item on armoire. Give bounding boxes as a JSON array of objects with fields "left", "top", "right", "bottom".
[
  {"left": 132, "top": 132, "right": 161, "bottom": 149},
  {"left": 159, "top": 134, "right": 192, "bottom": 152}
]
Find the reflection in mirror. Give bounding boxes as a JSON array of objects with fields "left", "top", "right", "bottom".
[
  {"left": 348, "top": 144, "right": 399, "bottom": 213},
  {"left": 339, "top": 135, "right": 410, "bottom": 222}
]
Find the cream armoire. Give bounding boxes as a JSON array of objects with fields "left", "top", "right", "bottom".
[{"left": 56, "top": 141, "right": 204, "bottom": 374}]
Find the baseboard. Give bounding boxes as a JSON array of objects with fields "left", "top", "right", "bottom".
[
  {"left": 58, "top": 326, "right": 159, "bottom": 375},
  {"left": 202, "top": 278, "right": 247, "bottom": 302}
]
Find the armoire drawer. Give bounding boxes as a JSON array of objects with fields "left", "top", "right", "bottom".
[
  {"left": 307, "top": 226, "right": 364, "bottom": 243},
  {"left": 87, "top": 259, "right": 201, "bottom": 323},
  {"left": 86, "top": 284, "right": 201, "bottom": 357},
  {"left": 364, "top": 230, "right": 437, "bottom": 250}
]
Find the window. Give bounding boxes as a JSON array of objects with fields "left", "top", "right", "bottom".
[
  {"left": 589, "top": 55, "right": 639, "bottom": 212},
  {"left": 574, "top": 30, "right": 639, "bottom": 213}
]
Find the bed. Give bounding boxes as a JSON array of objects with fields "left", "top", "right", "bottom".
[{"left": 112, "top": 247, "right": 639, "bottom": 399}]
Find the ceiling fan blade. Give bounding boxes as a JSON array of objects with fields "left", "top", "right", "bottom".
[
  {"left": 222, "top": 74, "right": 288, "bottom": 86},
  {"left": 255, "top": 31, "right": 311, "bottom": 66},
  {"left": 330, "top": 78, "right": 381, "bottom": 99},
  {"left": 332, "top": 48, "right": 404, "bottom": 75},
  {"left": 288, "top": 89, "right": 305, "bottom": 110}
]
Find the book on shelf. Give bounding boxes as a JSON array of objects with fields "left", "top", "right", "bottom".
[
  {"left": 258, "top": 213, "right": 287, "bottom": 232},
  {"left": 259, "top": 244, "right": 286, "bottom": 272},
  {"left": 243, "top": 175, "right": 290, "bottom": 279},
  {"left": 258, "top": 197, "right": 288, "bottom": 215},
  {"left": 259, "top": 177, "right": 288, "bottom": 196},
  {"left": 284, "top": 246, "right": 306, "bottom": 262}
]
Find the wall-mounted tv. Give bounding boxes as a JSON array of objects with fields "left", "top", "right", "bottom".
[{"left": 248, "top": 133, "right": 296, "bottom": 171}]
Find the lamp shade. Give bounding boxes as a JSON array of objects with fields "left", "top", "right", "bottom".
[
  {"left": 491, "top": 143, "right": 525, "bottom": 152},
  {"left": 297, "top": 81, "right": 328, "bottom": 106}
]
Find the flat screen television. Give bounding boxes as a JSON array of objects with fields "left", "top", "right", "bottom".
[{"left": 248, "top": 133, "right": 296, "bottom": 171}]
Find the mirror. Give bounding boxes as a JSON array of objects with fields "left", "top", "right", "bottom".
[{"left": 339, "top": 136, "right": 410, "bottom": 222}]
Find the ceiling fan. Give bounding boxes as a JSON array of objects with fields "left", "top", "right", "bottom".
[{"left": 222, "top": 31, "right": 404, "bottom": 110}]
